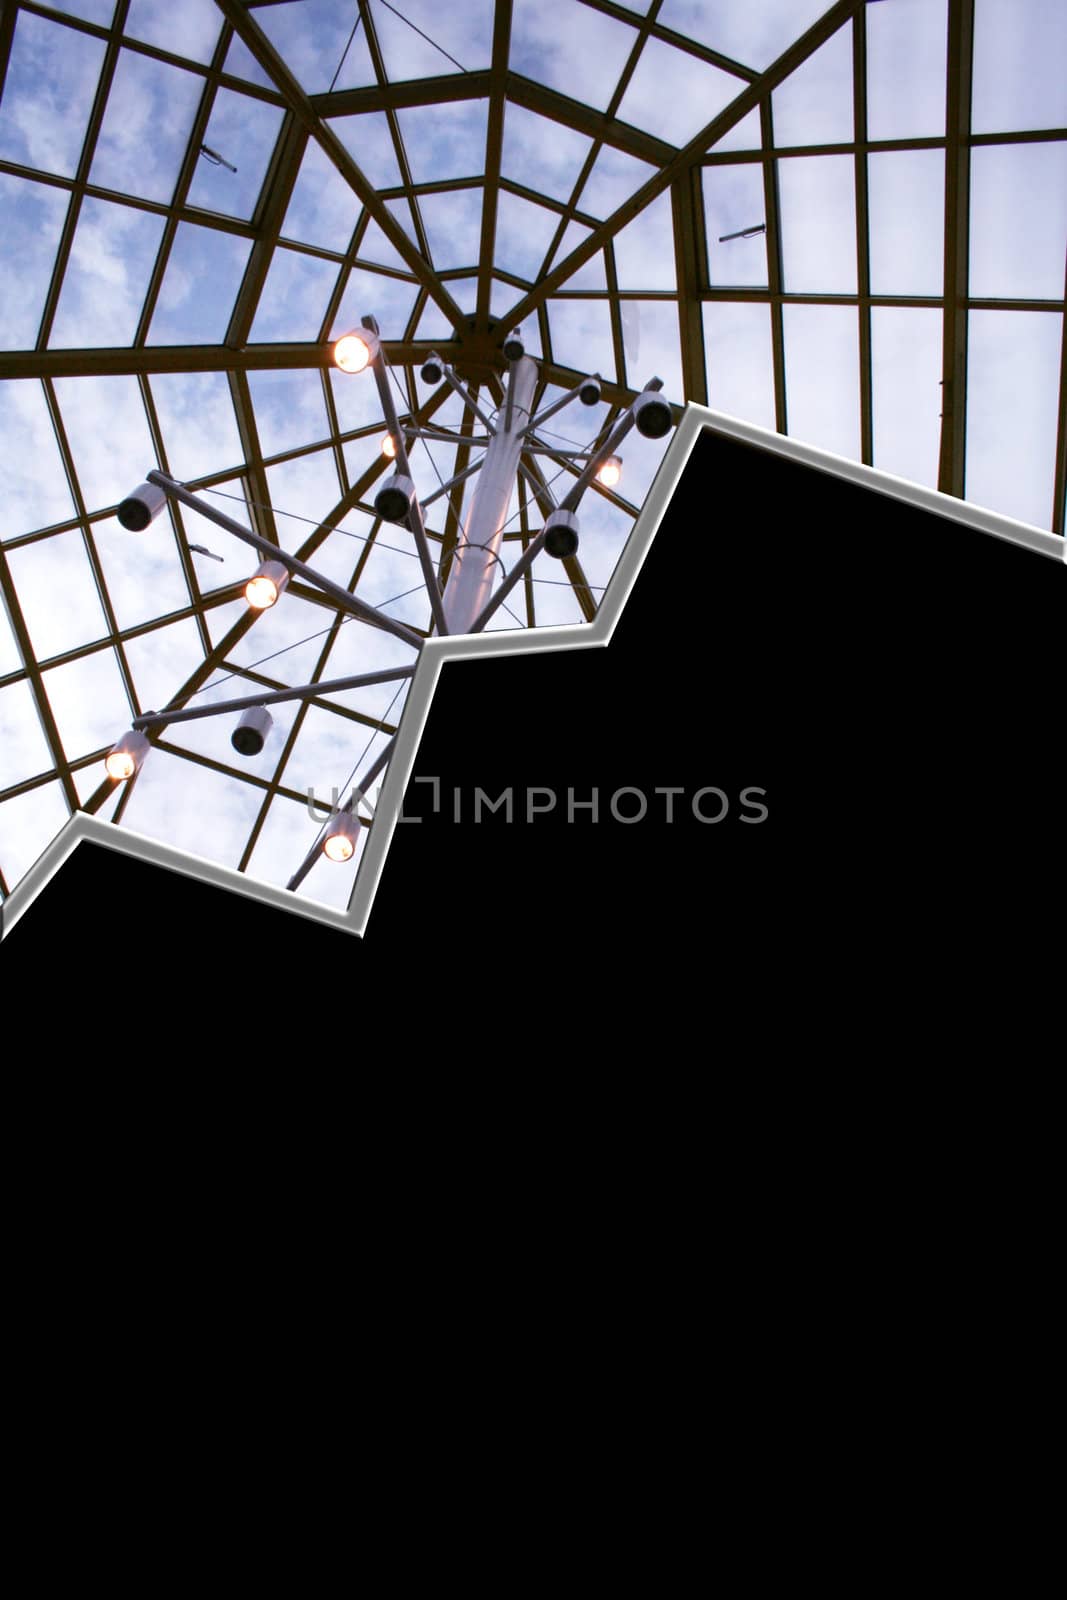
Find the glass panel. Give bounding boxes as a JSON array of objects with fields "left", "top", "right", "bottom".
[
  {"left": 41, "top": 646, "right": 130, "bottom": 760},
  {"left": 248, "top": 370, "right": 331, "bottom": 460},
  {"left": 870, "top": 306, "right": 942, "bottom": 489},
  {"left": 0, "top": 176, "right": 69, "bottom": 350},
  {"left": 49, "top": 198, "right": 166, "bottom": 348},
  {"left": 258, "top": 1, "right": 376, "bottom": 94},
  {"left": 626, "top": 300, "right": 682, "bottom": 398},
  {"left": 868, "top": 150, "right": 944, "bottom": 297},
  {"left": 0, "top": 681, "right": 54, "bottom": 786},
  {"left": 223, "top": 33, "right": 276, "bottom": 93},
  {"left": 783, "top": 303, "right": 861, "bottom": 460},
  {"left": 371, "top": 0, "right": 494, "bottom": 79},
  {"left": 248, "top": 246, "right": 340, "bottom": 343},
  {"left": 658, "top": 0, "right": 833, "bottom": 72},
  {"left": 121, "top": 615, "right": 203, "bottom": 709},
  {"left": 92, "top": 507, "right": 190, "bottom": 630},
  {"left": 969, "top": 142, "right": 1067, "bottom": 301},
  {"left": 501, "top": 104, "right": 592, "bottom": 205},
  {"left": 495, "top": 191, "right": 562, "bottom": 281},
  {"left": 330, "top": 112, "right": 404, "bottom": 191},
  {"left": 266, "top": 452, "right": 345, "bottom": 556},
  {"left": 148, "top": 223, "right": 252, "bottom": 344},
  {"left": 245, "top": 796, "right": 353, "bottom": 909},
  {"left": 48, "top": 2, "right": 115, "bottom": 22},
  {"left": 330, "top": 266, "right": 419, "bottom": 342},
  {"left": 702, "top": 301, "right": 777, "bottom": 430},
  {"left": 550, "top": 223, "right": 607, "bottom": 292},
  {"left": 395, "top": 100, "right": 488, "bottom": 185},
  {"left": 972, "top": 0, "right": 1067, "bottom": 135},
  {"left": 90, "top": 51, "right": 203, "bottom": 204},
  {"left": 149, "top": 373, "right": 243, "bottom": 482},
  {"left": 577, "top": 145, "right": 656, "bottom": 221},
  {"left": 124, "top": 0, "right": 224, "bottom": 65},
  {"left": 772, "top": 21, "right": 852, "bottom": 147},
  {"left": 0, "top": 381, "right": 75, "bottom": 537},
  {"left": 53, "top": 375, "right": 157, "bottom": 512},
  {"left": 777, "top": 155, "right": 856, "bottom": 294},
  {"left": 356, "top": 215, "right": 410, "bottom": 272},
  {"left": 186, "top": 90, "right": 285, "bottom": 220},
  {"left": 703, "top": 164, "right": 768, "bottom": 287},
  {"left": 0, "top": 11, "right": 107, "bottom": 178},
  {"left": 547, "top": 299, "right": 617, "bottom": 384},
  {"left": 328, "top": 362, "right": 388, "bottom": 437},
  {"left": 509, "top": 0, "right": 637, "bottom": 112},
  {"left": 418, "top": 188, "right": 483, "bottom": 271},
  {"left": 966, "top": 310, "right": 1062, "bottom": 530},
  {"left": 712, "top": 106, "right": 762, "bottom": 153},
  {"left": 612, "top": 189, "right": 676, "bottom": 290},
  {"left": 617, "top": 37, "right": 741, "bottom": 147},
  {"left": 5, "top": 530, "right": 110, "bottom": 660},
  {"left": 0, "top": 781, "right": 70, "bottom": 890},
  {"left": 866, "top": 0, "right": 947, "bottom": 141}
]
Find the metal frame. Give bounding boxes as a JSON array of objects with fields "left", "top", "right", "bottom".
[{"left": 1, "top": 0, "right": 1064, "bottom": 907}]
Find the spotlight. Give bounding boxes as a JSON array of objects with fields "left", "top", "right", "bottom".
[
  {"left": 244, "top": 559, "right": 290, "bottom": 610},
  {"left": 323, "top": 810, "right": 360, "bottom": 863},
  {"left": 579, "top": 377, "right": 601, "bottom": 406},
  {"left": 596, "top": 455, "right": 623, "bottom": 489},
  {"left": 105, "top": 729, "right": 150, "bottom": 782},
  {"left": 374, "top": 473, "right": 416, "bottom": 524},
  {"left": 333, "top": 329, "right": 379, "bottom": 373},
  {"left": 633, "top": 391, "right": 673, "bottom": 439},
  {"left": 421, "top": 353, "right": 444, "bottom": 386},
  {"left": 117, "top": 480, "right": 167, "bottom": 531},
  {"left": 231, "top": 705, "right": 272, "bottom": 757},
  {"left": 380, "top": 433, "right": 398, "bottom": 459},
  {"left": 503, "top": 328, "right": 525, "bottom": 362},
  {"left": 544, "top": 509, "right": 580, "bottom": 560}
]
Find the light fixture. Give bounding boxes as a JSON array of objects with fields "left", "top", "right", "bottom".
[
  {"left": 579, "top": 377, "right": 601, "bottom": 406},
  {"left": 323, "top": 810, "right": 360, "bottom": 863},
  {"left": 117, "top": 480, "right": 168, "bottom": 531},
  {"left": 596, "top": 455, "right": 623, "bottom": 489},
  {"left": 420, "top": 353, "right": 444, "bottom": 386},
  {"left": 633, "top": 391, "right": 673, "bottom": 439},
  {"left": 105, "top": 729, "right": 150, "bottom": 782},
  {"left": 244, "top": 559, "right": 290, "bottom": 610},
  {"left": 374, "top": 473, "right": 416, "bottom": 523},
  {"left": 503, "top": 328, "right": 525, "bottom": 362},
  {"left": 231, "top": 706, "right": 272, "bottom": 757},
  {"left": 544, "top": 509, "right": 580, "bottom": 560},
  {"left": 380, "top": 432, "right": 398, "bottom": 459},
  {"left": 332, "top": 328, "right": 379, "bottom": 373}
]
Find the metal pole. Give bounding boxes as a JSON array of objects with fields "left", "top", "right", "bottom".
[
  {"left": 369, "top": 359, "right": 451, "bottom": 637},
  {"left": 132, "top": 665, "right": 416, "bottom": 731},
  {"left": 468, "top": 529, "right": 548, "bottom": 634},
  {"left": 286, "top": 736, "right": 396, "bottom": 892},
  {"left": 146, "top": 471, "right": 423, "bottom": 650},
  {"left": 442, "top": 356, "right": 539, "bottom": 634}
]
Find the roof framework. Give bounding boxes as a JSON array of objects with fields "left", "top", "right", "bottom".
[{"left": 0, "top": 0, "right": 1064, "bottom": 907}]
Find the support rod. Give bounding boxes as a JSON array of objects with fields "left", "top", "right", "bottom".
[
  {"left": 469, "top": 529, "right": 548, "bottom": 634},
  {"left": 369, "top": 358, "right": 451, "bottom": 637},
  {"left": 442, "top": 356, "right": 539, "bottom": 633},
  {"left": 440, "top": 366, "right": 497, "bottom": 433},
  {"left": 419, "top": 454, "right": 486, "bottom": 509},
  {"left": 146, "top": 471, "right": 423, "bottom": 650},
  {"left": 286, "top": 736, "right": 395, "bottom": 891},
  {"left": 132, "top": 665, "right": 416, "bottom": 730},
  {"left": 524, "top": 375, "right": 601, "bottom": 437}
]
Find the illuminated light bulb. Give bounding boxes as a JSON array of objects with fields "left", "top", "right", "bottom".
[
  {"left": 596, "top": 455, "right": 623, "bottom": 489},
  {"left": 105, "top": 729, "right": 150, "bottom": 782},
  {"left": 381, "top": 433, "right": 397, "bottom": 459},
  {"left": 244, "top": 559, "right": 290, "bottom": 611},
  {"left": 333, "top": 329, "right": 379, "bottom": 373},
  {"left": 323, "top": 811, "right": 361, "bottom": 862}
]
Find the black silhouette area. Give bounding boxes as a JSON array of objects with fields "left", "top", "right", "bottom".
[{"left": 3, "top": 427, "right": 1063, "bottom": 999}]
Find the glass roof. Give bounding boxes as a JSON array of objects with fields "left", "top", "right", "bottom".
[{"left": 1, "top": 0, "right": 1064, "bottom": 910}]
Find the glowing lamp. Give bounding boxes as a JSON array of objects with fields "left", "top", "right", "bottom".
[
  {"left": 323, "top": 811, "right": 361, "bottom": 862},
  {"left": 245, "top": 559, "right": 290, "bottom": 610},
  {"left": 105, "top": 729, "right": 150, "bottom": 782},
  {"left": 596, "top": 455, "right": 623, "bottom": 489},
  {"left": 333, "top": 329, "right": 379, "bottom": 373}
]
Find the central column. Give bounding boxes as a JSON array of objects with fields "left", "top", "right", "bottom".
[{"left": 441, "top": 355, "right": 538, "bottom": 634}]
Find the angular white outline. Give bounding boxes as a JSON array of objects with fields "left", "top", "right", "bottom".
[{"left": 2, "top": 405, "right": 1062, "bottom": 943}]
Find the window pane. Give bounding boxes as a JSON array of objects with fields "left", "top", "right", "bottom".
[
  {"left": 704, "top": 164, "right": 768, "bottom": 288},
  {"left": 778, "top": 156, "right": 856, "bottom": 294},
  {"left": 149, "top": 373, "right": 244, "bottom": 482},
  {"left": 772, "top": 22, "right": 853, "bottom": 147},
  {"left": 617, "top": 37, "right": 741, "bottom": 147},
  {"left": 419, "top": 188, "right": 483, "bottom": 272},
  {"left": 90, "top": 51, "right": 203, "bottom": 204},
  {"left": 972, "top": 0, "right": 1067, "bottom": 135},
  {"left": 53, "top": 375, "right": 157, "bottom": 513},
  {"left": 0, "top": 382, "right": 75, "bottom": 536},
  {"left": 495, "top": 192, "right": 562, "bottom": 281},
  {"left": 49, "top": 198, "right": 166, "bottom": 348},
  {"left": 702, "top": 301, "right": 776, "bottom": 431},
  {"left": 0, "top": 11, "right": 106, "bottom": 178},
  {"left": 548, "top": 299, "right": 617, "bottom": 384},
  {"left": 0, "top": 176, "right": 69, "bottom": 350},
  {"left": 373, "top": 0, "right": 493, "bottom": 80},
  {"left": 969, "top": 142, "right": 1067, "bottom": 301},
  {"left": 186, "top": 90, "right": 284, "bottom": 220},
  {"left": 149, "top": 224, "right": 252, "bottom": 345},
  {"left": 966, "top": 310, "right": 1062, "bottom": 530},
  {"left": 5, "top": 530, "right": 109, "bottom": 660},
  {"left": 613, "top": 191, "right": 676, "bottom": 290},
  {"left": 510, "top": 0, "right": 637, "bottom": 112},
  {"left": 866, "top": 0, "right": 947, "bottom": 141},
  {"left": 248, "top": 370, "right": 331, "bottom": 459},
  {"left": 868, "top": 150, "right": 944, "bottom": 297},
  {"left": 659, "top": 0, "right": 833, "bottom": 73},
  {"left": 783, "top": 304, "right": 860, "bottom": 460},
  {"left": 870, "top": 306, "right": 942, "bottom": 488},
  {"left": 502, "top": 104, "right": 591, "bottom": 205},
  {"left": 124, "top": 0, "right": 224, "bottom": 65},
  {"left": 248, "top": 247, "right": 340, "bottom": 343},
  {"left": 395, "top": 99, "right": 488, "bottom": 185}
]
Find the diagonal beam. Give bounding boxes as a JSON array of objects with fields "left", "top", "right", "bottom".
[
  {"left": 500, "top": 0, "right": 867, "bottom": 331},
  {"left": 937, "top": 0, "right": 975, "bottom": 499},
  {"left": 216, "top": 0, "right": 464, "bottom": 331},
  {"left": 225, "top": 112, "right": 308, "bottom": 347},
  {"left": 475, "top": 0, "right": 512, "bottom": 335}
]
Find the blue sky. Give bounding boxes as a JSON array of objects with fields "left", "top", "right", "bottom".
[{"left": 0, "top": 0, "right": 1064, "bottom": 905}]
